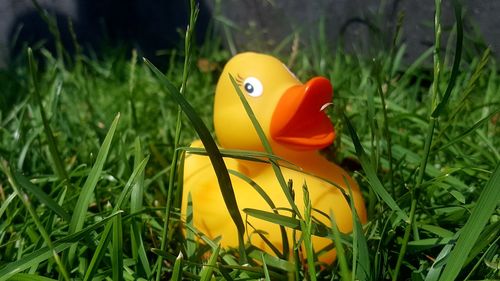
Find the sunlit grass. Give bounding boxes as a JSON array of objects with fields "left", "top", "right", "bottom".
[{"left": 0, "top": 0, "right": 499, "bottom": 280}]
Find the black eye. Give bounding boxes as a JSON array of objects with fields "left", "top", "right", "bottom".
[
  {"left": 242, "top": 77, "right": 263, "bottom": 97},
  {"left": 244, "top": 83, "right": 254, "bottom": 93}
]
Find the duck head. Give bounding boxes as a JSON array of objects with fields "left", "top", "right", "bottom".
[{"left": 214, "top": 52, "right": 335, "bottom": 154}]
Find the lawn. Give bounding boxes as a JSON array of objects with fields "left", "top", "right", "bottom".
[{"left": 0, "top": 0, "right": 499, "bottom": 280}]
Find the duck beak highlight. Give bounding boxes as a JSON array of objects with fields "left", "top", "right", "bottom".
[{"left": 270, "top": 77, "right": 335, "bottom": 150}]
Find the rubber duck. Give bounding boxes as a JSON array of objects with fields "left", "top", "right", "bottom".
[{"left": 181, "top": 52, "right": 367, "bottom": 263}]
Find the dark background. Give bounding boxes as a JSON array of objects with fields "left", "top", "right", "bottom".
[{"left": 0, "top": 0, "right": 498, "bottom": 67}]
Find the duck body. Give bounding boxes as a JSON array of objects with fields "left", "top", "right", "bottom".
[{"left": 181, "top": 52, "right": 366, "bottom": 263}]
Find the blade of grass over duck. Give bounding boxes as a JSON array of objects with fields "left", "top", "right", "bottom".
[
  {"left": 27, "top": 48, "right": 68, "bottom": 181},
  {"left": 343, "top": 113, "right": 407, "bottom": 220},
  {"left": 185, "top": 193, "right": 197, "bottom": 259},
  {"left": 330, "top": 211, "right": 351, "bottom": 281},
  {"left": 180, "top": 146, "right": 297, "bottom": 167},
  {"left": 300, "top": 185, "right": 317, "bottom": 281},
  {"left": 247, "top": 248, "right": 295, "bottom": 272},
  {"left": 66, "top": 113, "right": 120, "bottom": 266},
  {"left": 261, "top": 253, "right": 272, "bottom": 281},
  {"left": 199, "top": 244, "right": 220, "bottom": 281},
  {"left": 243, "top": 208, "right": 330, "bottom": 238},
  {"left": 438, "top": 163, "right": 500, "bottom": 281},
  {"left": 143, "top": 59, "right": 246, "bottom": 262},
  {"left": 346, "top": 179, "right": 371, "bottom": 281},
  {"left": 229, "top": 74, "right": 301, "bottom": 217},
  {"left": 0, "top": 211, "right": 123, "bottom": 281},
  {"left": 228, "top": 169, "right": 290, "bottom": 257}
]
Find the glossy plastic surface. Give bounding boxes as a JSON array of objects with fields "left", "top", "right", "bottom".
[{"left": 181, "top": 52, "right": 367, "bottom": 263}]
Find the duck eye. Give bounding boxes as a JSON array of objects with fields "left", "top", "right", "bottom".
[{"left": 242, "top": 77, "right": 263, "bottom": 97}]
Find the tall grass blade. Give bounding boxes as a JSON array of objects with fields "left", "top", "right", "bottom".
[
  {"left": 343, "top": 113, "right": 408, "bottom": 220},
  {"left": 229, "top": 169, "right": 289, "bottom": 257},
  {"left": 112, "top": 212, "right": 124, "bottom": 281},
  {"left": 27, "top": 48, "right": 67, "bottom": 181},
  {"left": 432, "top": 0, "right": 463, "bottom": 118},
  {"left": 170, "top": 252, "right": 183, "bottom": 281},
  {"left": 438, "top": 162, "right": 500, "bottom": 281},
  {"left": 347, "top": 181, "right": 371, "bottom": 281},
  {"left": 199, "top": 244, "right": 220, "bottom": 281},
  {"left": 67, "top": 113, "right": 120, "bottom": 265},
  {"left": 130, "top": 138, "right": 152, "bottom": 277},
  {"left": 300, "top": 185, "right": 317, "bottom": 281},
  {"left": 83, "top": 157, "right": 149, "bottom": 281},
  {"left": 261, "top": 253, "right": 271, "bottom": 281},
  {"left": 330, "top": 211, "right": 351, "bottom": 281},
  {"left": 228, "top": 74, "right": 300, "bottom": 216},
  {"left": 156, "top": 3, "right": 199, "bottom": 278},
  {"left": 143, "top": 58, "right": 246, "bottom": 259}
]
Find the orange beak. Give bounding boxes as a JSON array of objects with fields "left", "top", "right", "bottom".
[{"left": 270, "top": 77, "right": 335, "bottom": 150}]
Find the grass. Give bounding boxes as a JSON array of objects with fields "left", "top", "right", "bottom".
[{"left": 0, "top": 0, "right": 499, "bottom": 280}]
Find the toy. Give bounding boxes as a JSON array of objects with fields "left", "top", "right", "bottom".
[{"left": 181, "top": 52, "right": 367, "bottom": 263}]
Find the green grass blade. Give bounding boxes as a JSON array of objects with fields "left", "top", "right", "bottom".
[
  {"left": 27, "top": 48, "right": 67, "bottom": 181},
  {"left": 0, "top": 211, "right": 122, "bottom": 281},
  {"left": 199, "top": 244, "right": 220, "bottom": 281},
  {"left": 431, "top": 0, "right": 463, "bottom": 118},
  {"left": 438, "top": 162, "right": 500, "bottom": 281},
  {"left": 170, "top": 252, "right": 183, "bottom": 281},
  {"left": 346, "top": 180, "right": 371, "bottom": 281},
  {"left": 130, "top": 138, "right": 152, "bottom": 277},
  {"left": 244, "top": 208, "right": 300, "bottom": 229},
  {"left": 112, "top": 156, "right": 150, "bottom": 211},
  {"left": 247, "top": 248, "right": 295, "bottom": 272},
  {"left": 330, "top": 211, "right": 351, "bottom": 281},
  {"left": 425, "top": 237, "right": 456, "bottom": 281},
  {"left": 67, "top": 113, "right": 120, "bottom": 265},
  {"left": 229, "top": 169, "right": 290, "bottom": 257},
  {"left": 143, "top": 58, "right": 246, "bottom": 258},
  {"left": 155, "top": 4, "right": 199, "bottom": 278},
  {"left": 11, "top": 170, "right": 70, "bottom": 221},
  {"left": 300, "top": 185, "right": 317, "bottom": 281},
  {"left": 435, "top": 109, "right": 499, "bottom": 151},
  {"left": 343, "top": 113, "right": 408, "bottom": 220},
  {"left": 243, "top": 208, "right": 331, "bottom": 238},
  {"left": 228, "top": 74, "right": 300, "bottom": 217},
  {"left": 261, "top": 253, "right": 271, "bottom": 281},
  {"left": 83, "top": 157, "right": 149, "bottom": 280},
  {"left": 112, "top": 212, "right": 123, "bottom": 281},
  {"left": 82, "top": 222, "right": 113, "bottom": 281},
  {"left": 7, "top": 273, "right": 57, "bottom": 281},
  {"left": 0, "top": 193, "right": 17, "bottom": 219}
]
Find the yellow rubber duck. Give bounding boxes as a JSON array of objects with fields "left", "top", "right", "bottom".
[{"left": 181, "top": 52, "right": 367, "bottom": 263}]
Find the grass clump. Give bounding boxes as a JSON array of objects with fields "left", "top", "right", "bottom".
[{"left": 0, "top": 0, "right": 499, "bottom": 280}]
